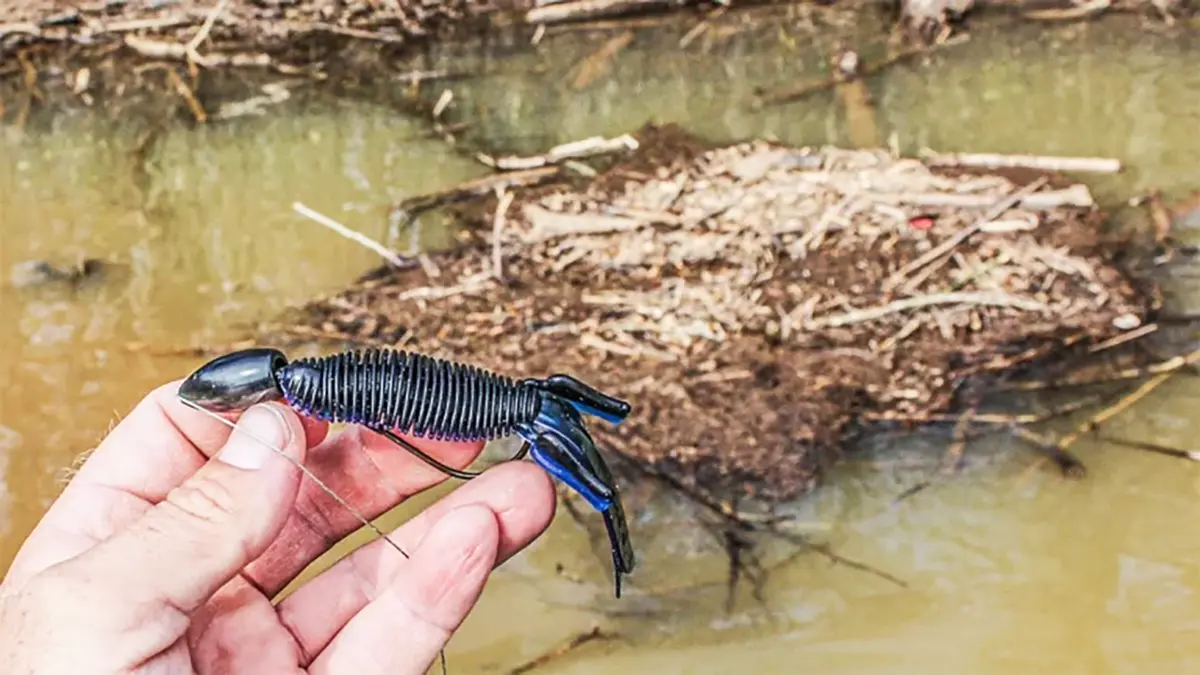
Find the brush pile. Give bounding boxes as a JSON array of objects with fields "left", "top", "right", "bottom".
[
  {"left": 0, "top": 0, "right": 489, "bottom": 51},
  {"left": 267, "top": 126, "right": 1152, "bottom": 504}
]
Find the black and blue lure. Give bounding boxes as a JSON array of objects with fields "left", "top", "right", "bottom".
[{"left": 178, "top": 347, "right": 636, "bottom": 597}]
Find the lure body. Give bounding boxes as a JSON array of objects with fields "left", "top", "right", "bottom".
[{"left": 179, "top": 347, "right": 635, "bottom": 596}]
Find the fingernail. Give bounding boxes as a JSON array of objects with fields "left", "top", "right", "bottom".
[{"left": 217, "top": 404, "right": 289, "bottom": 470}]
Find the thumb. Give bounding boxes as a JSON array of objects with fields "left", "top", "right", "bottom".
[{"left": 81, "top": 402, "right": 306, "bottom": 620}]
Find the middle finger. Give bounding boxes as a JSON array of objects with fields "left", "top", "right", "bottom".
[{"left": 241, "top": 424, "right": 486, "bottom": 597}]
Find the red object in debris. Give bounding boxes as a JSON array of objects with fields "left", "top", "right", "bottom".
[{"left": 908, "top": 214, "right": 936, "bottom": 230}]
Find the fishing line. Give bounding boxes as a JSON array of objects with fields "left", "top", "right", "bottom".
[{"left": 177, "top": 398, "right": 450, "bottom": 675}]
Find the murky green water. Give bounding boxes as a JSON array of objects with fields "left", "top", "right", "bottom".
[{"left": 3, "top": 10, "right": 1200, "bottom": 674}]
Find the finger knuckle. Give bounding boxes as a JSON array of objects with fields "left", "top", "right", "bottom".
[{"left": 164, "top": 473, "right": 239, "bottom": 528}]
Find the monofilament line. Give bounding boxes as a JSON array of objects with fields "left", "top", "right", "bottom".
[
  {"left": 178, "top": 398, "right": 452, "bottom": 675},
  {"left": 178, "top": 398, "right": 410, "bottom": 559}
]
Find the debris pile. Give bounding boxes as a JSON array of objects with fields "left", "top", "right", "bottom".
[{"left": 267, "top": 127, "right": 1152, "bottom": 503}]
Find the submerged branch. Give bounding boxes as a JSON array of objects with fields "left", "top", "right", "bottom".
[
  {"left": 505, "top": 626, "right": 618, "bottom": 675},
  {"left": 292, "top": 202, "right": 412, "bottom": 268}
]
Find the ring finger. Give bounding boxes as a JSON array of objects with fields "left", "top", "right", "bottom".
[{"left": 274, "top": 461, "right": 556, "bottom": 664}]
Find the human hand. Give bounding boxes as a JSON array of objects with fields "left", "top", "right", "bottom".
[{"left": 0, "top": 380, "right": 556, "bottom": 674}]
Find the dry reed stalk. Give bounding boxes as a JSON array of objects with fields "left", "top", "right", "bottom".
[{"left": 292, "top": 202, "right": 411, "bottom": 268}]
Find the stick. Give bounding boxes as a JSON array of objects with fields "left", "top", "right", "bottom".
[
  {"left": 1023, "top": 0, "right": 1112, "bottom": 20},
  {"left": 882, "top": 177, "right": 1048, "bottom": 292},
  {"left": 186, "top": 0, "right": 229, "bottom": 66},
  {"left": 94, "top": 16, "right": 198, "bottom": 33},
  {"left": 752, "top": 43, "right": 932, "bottom": 109},
  {"left": 526, "top": 0, "right": 674, "bottom": 24},
  {"left": 1009, "top": 426, "right": 1086, "bottom": 477},
  {"left": 285, "top": 21, "right": 408, "bottom": 44},
  {"left": 921, "top": 150, "right": 1121, "bottom": 174},
  {"left": 292, "top": 202, "right": 410, "bottom": 268},
  {"left": 863, "top": 396, "right": 1100, "bottom": 425},
  {"left": 1096, "top": 436, "right": 1200, "bottom": 461},
  {"left": 393, "top": 166, "right": 561, "bottom": 224},
  {"left": 1087, "top": 322, "right": 1156, "bottom": 353},
  {"left": 1015, "top": 349, "right": 1200, "bottom": 482},
  {"left": 505, "top": 627, "right": 615, "bottom": 675},
  {"left": 805, "top": 291, "right": 1046, "bottom": 329},
  {"left": 867, "top": 184, "right": 1093, "bottom": 210},
  {"left": 0, "top": 22, "right": 41, "bottom": 38},
  {"left": 940, "top": 407, "right": 975, "bottom": 474},
  {"left": 1144, "top": 189, "right": 1174, "bottom": 244},
  {"left": 491, "top": 188, "right": 514, "bottom": 281},
  {"left": 1000, "top": 352, "right": 1188, "bottom": 392},
  {"left": 477, "top": 133, "right": 638, "bottom": 171},
  {"left": 163, "top": 67, "right": 207, "bottom": 123},
  {"left": 123, "top": 35, "right": 270, "bottom": 67},
  {"left": 1053, "top": 366, "right": 1183, "bottom": 451}
]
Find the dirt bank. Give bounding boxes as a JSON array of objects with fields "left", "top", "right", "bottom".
[{"left": 249, "top": 124, "right": 1157, "bottom": 505}]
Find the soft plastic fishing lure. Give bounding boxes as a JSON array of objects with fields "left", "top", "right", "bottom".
[{"left": 179, "top": 347, "right": 636, "bottom": 596}]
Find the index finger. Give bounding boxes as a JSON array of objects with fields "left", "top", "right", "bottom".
[{"left": 3, "top": 379, "right": 327, "bottom": 586}]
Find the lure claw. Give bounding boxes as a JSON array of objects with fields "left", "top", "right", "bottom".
[{"left": 517, "top": 394, "right": 635, "bottom": 597}]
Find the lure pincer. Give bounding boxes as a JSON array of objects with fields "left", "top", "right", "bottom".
[{"left": 178, "top": 347, "right": 636, "bottom": 597}]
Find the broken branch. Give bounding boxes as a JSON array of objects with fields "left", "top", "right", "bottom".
[{"left": 292, "top": 202, "right": 411, "bottom": 268}]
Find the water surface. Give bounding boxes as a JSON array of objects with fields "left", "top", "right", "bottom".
[{"left": 2, "top": 11, "right": 1200, "bottom": 674}]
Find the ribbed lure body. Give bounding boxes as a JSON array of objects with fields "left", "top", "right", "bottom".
[{"left": 276, "top": 350, "right": 541, "bottom": 442}]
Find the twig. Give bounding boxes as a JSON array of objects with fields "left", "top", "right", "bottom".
[
  {"left": 393, "top": 166, "right": 561, "bottom": 224},
  {"left": 1087, "top": 322, "right": 1157, "bottom": 353},
  {"left": 1144, "top": 189, "right": 1174, "bottom": 244},
  {"left": 393, "top": 273, "right": 493, "bottom": 302},
  {"left": 123, "top": 35, "right": 269, "bottom": 67},
  {"left": 100, "top": 16, "right": 198, "bottom": 33},
  {"left": 477, "top": 134, "right": 639, "bottom": 171},
  {"left": 286, "top": 21, "right": 408, "bottom": 44},
  {"left": 678, "top": 6, "right": 726, "bottom": 48},
  {"left": 526, "top": 0, "right": 675, "bottom": 24},
  {"left": 921, "top": 150, "right": 1121, "bottom": 174},
  {"left": 185, "top": 0, "right": 230, "bottom": 66},
  {"left": 1000, "top": 352, "right": 1190, "bottom": 392},
  {"left": 1096, "top": 436, "right": 1200, "bottom": 461},
  {"left": 491, "top": 188, "right": 515, "bottom": 281},
  {"left": 569, "top": 30, "right": 634, "bottom": 89},
  {"left": 753, "top": 43, "right": 927, "bottom": 108},
  {"left": 867, "top": 184, "right": 1093, "bottom": 210},
  {"left": 1009, "top": 426, "right": 1086, "bottom": 478},
  {"left": 292, "top": 202, "right": 410, "bottom": 268},
  {"left": 863, "top": 396, "right": 1101, "bottom": 425},
  {"left": 940, "top": 406, "right": 975, "bottom": 474},
  {"left": 882, "top": 177, "right": 1049, "bottom": 292},
  {"left": 0, "top": 22, "right": 42, "bottom": 38},
  {"left": 505, "top": 627, "right": 616, "bottom": 675},
  {"left": 1053, "top": 359, "right": 1191, "bottom": 451},
  {"left": 623, "top": 460, "right": 909, "bottom": 590},
  {"left": 1016, "top": 349, "right": 1200, "bottom": 482},
  {"left": 162, "top": 67, "right": 207, "bottom": 123},
  {"left": 1023, "top": 0, "right": 1112, "bottom": 20},
  {"left": 580, "top": 334, "right": 677, "bottom": 362},
  {"left": 806, "top": 291, "right": 1046, "bottom": 329}
]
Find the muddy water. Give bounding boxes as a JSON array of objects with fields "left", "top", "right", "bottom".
[{"left": 3, "top": 12, "right": 1200, "bottom": 675}]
